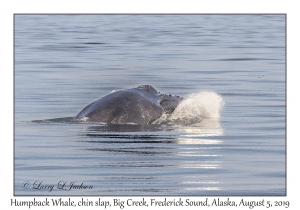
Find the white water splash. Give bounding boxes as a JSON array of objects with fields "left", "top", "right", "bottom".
[
  {"left": 77, "top": 116, "right": 90, "bottom": 122},
  {"left": 154, "top": 91, "right": 225, "bottom": 125}
]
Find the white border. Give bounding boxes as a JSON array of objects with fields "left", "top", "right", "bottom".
[{"left": 2, "top": 0, "right": 298, "bottom": 209}]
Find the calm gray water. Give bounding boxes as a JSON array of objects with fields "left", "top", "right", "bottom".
[{"left": 14, "top": 15, "right": 286, "bottom": 196}]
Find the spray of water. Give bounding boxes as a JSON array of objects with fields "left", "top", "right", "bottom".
[{"left": 153, "top": 91, "right": 225, "bottom": 125}]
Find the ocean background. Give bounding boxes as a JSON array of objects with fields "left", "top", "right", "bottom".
[{"left": 14, "top": 14, "right": 286, "bottom": 196}]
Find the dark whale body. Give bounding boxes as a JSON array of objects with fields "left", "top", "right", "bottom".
[{"left": 75, "top": 85, "right": 183, "bottom": 125}]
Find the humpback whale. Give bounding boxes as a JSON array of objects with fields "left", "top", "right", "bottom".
[{"left": 75, "top": 85, "right": 183, "bottom": 125}]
